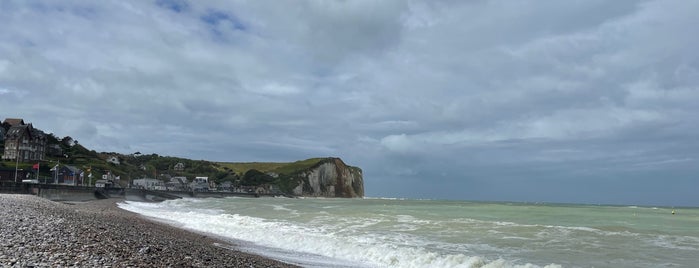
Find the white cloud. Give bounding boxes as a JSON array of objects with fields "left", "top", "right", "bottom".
[
  {"left": 254, "top": 83, "right": 302, "bottom": 96},
  {"left": 1, "top": 0, "right": 698, "bottom": 204}
]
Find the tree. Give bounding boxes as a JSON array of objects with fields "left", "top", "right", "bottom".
[
  {"left": 1, "top": 121, "right": 10, "bottom": 132},
  {"left": 47, "top": 133, "right": 60, "bottom": 145},
  {"left": 61, "top": 136, "right": 74, "bottom": 147},
  {"left": 241, "top": 169, "right": 275, "bottom": 186}
]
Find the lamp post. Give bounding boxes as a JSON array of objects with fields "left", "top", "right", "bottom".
[
  {"left": 52, "top": 160, "right": 60, "bottom": 184},
  {"left": 13, "top": 142, "right": 24, "bottom": 183},
  {"left": 14, "top": 149, "right": 19, "bottom": 183}
]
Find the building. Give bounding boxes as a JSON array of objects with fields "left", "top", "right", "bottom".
[
  {"left": 107, "top": 156, "right": 120, "bottom": 165},
  {"left": 166, "top": 176, "right": 188, "bottom": 191},
  {"left": 2, "top": 119, "right": 47, "bottom": 162},
  {"left": 171, "top": 176, "right": 188, "bottom": 184},
  {"left": 46, "top": 144, "right": 63, "bottom": 157},
  {"left": 0, "top": 167, "right": 31, "bottom": 182},
  {"left": 193, "top": 176, "right": 208, "bottom": 183},
  {"left": 54, "top": 165, "right": 82, "bottom": 185},
  {"left": 95, "top": 179, "right": 113, "bottom": 188},
  {"left": 3, "top": 118, "right": 25, "bottom": 127},
  {"left": 173, "top": 162, "right": 185, "bottom": 171},
  {"left": 217, "top": 181, "right": 233, "bottom": 191},
  {"left": 132, "top": 178, "right": 166, "bottom": 190},
  {"left": 190, "top": 176, "right": 209, "bottom": 191}
]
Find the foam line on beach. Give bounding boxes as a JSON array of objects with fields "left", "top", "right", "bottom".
[{"left": 0, "top": 194, "right": 297, "bottom": 267}]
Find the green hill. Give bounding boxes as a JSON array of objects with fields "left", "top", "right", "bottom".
[
  {"left": 2, "top": 130, "right": 362, "bottom": 196},
  {"left": 217, "top": 158, "right": 325, "bottom": 176}
]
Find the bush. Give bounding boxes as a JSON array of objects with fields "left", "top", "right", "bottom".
[{"left": 241, "top": 169, "right": 274, "bottom": 186}]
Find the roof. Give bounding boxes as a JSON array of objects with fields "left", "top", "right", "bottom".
[
  {"left": 5, "top": 125, "right": 30, "bottom": 139},
  {"left": 3, "top": 118, "right": 25, "bottom": 126},
  {"left": 62, "top": 165, "right": 82, "bottom": 174},
  {"left": 170, "top": 177, "right": 188, "bottom": 184},
  {"left": 5, "top": 124, "right": 45, "bottom": 141}
]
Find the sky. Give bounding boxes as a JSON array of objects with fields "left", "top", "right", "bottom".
[{"left": 1, "top": 0, "right": 698, "bottom": 206}]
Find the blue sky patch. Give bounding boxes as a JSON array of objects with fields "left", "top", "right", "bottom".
[
  {"left": 156, "top": 0, "right": 189, "bottom": 13},
  {"left": 201, "top": 9, "right": 247, "bottom": 32}
]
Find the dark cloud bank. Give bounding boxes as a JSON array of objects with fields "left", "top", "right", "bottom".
[{"left": 1, "top": 0, "right": 698, "bottom": 206}]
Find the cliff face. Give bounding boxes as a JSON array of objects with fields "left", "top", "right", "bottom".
[{"left": 291, "top": 158, "right": 364, "bottom": 198}]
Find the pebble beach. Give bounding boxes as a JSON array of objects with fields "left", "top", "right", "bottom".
[{"left": 0, "top": 194, "right": 298, "bottom": 267}]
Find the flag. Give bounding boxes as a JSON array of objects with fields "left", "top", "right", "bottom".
[
  {"left": 50, "top": 164, "right": 58, "bottom": 171},
  {"left": 33, "top": 163, "right": 39, "bottom": 170}
]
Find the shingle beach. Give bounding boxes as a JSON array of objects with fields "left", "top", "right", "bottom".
[{"left": 0, "top": 194, "right": 298, "bottom": 267}]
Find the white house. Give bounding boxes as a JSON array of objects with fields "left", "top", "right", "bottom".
[
  {"left": 166, "top": 176, "right": 188, "bottom": 191},
  {"left": 95, "top": 179, "right": 113, "bottom": 188},
  {"left": 190, "top": 177, "right": 209, "bottom": 191},
  {"left": 132, "top": 178, "right": 165, "bottom": 190},
  {"left": 173, "top": 162, "right": 185, "bottom": 171},
  {"left": 107, "top": 156, "right": 120, "bottom": 165}
]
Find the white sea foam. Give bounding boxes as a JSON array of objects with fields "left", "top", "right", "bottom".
[
  {"left": 363, "top": 196, "right": 412, "bottom": 201},
  {"left": 119, "top": 198, "right": 699, "bottom": 267},
  {"left": 118, "top": 200, "right": 558, "bottom": 268},
  {"left": 649, "top": 235, "right": 699, "bottom": 251}
]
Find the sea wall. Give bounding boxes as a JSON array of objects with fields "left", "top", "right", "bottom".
[
  {"left": 38, "top": 187, "right": 98, "bottom": 202},
  {"left": 124, "top": 189, "right": 262, "bottom": 202},
  {"left": 1, "top": 182, "right": 114, "bottom": 201}
]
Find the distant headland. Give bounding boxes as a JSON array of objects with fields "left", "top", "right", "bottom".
[{"left": 0, "top": 117, "right": 364, "bottom": 198}]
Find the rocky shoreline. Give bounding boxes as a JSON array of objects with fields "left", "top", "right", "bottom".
[{"left": 0, "top": 194, "right": 298, "bottom": 267}]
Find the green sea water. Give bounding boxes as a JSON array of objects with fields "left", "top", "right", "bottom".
[{"left": 120, "top": 197, "right": 699, "bottom": 267}]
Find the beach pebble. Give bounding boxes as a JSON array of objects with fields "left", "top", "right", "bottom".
[{"left": 0, "top": 194, "right": 297, "bottom": 267}]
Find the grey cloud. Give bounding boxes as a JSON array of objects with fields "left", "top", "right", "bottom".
[{"left": 1, "top": 0, "right": 698, "bottom": 205}]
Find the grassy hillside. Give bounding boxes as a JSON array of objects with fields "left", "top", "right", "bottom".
[
  {"left": 2, "top": 144, "right": 230, "bottom": 187},
  {"left": 1, "top": 135, "right": 344, "bottom": 195},
  {"left": 217, "top": 158, "right": 324, "bottom": 176},
  {"left": 2, "top": 140, "right": 331, "bottom": 190}
]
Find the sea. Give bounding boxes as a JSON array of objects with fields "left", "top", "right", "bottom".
[{"left": 118, "top": 197, "right": 699, "bottom": 268}]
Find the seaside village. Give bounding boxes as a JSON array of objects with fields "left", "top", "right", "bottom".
[{"left": 0, "top": 118, "right": 271, "bottom": 194}]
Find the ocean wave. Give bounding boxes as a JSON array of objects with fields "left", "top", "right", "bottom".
[{"left": 119, "top": 201, "right": 561, "bottom": 268}]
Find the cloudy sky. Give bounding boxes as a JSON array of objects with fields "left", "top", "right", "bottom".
[{"left": 1, "top": 0, "right": 698, "bottom": 206}]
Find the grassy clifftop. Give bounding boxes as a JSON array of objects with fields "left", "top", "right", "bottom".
[
  {"left": 217, "top": 158, "right": 326, "bottom": 176},
  {"left": 220, "top": 157, "right": 363, "bottom": 197},
  {"left": 2, "top": 137, "right": 360, "bottom": 195},
  {"left": 1, "top": 120, "right": 361, "bottom": 195}
]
